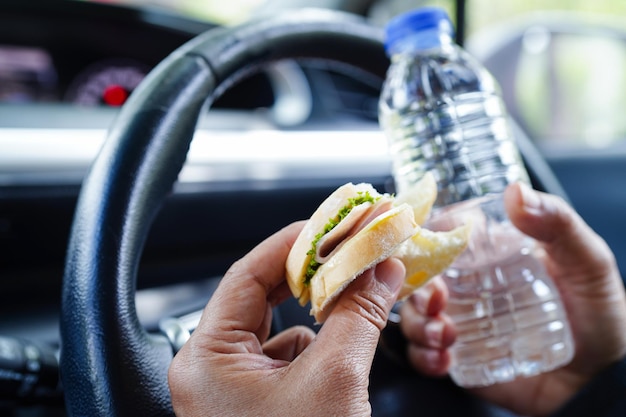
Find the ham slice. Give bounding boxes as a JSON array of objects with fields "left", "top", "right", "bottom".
[{"left": 314, "top": 199, "right": 394, "bottom": 263}]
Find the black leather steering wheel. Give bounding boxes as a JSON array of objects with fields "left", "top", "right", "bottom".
[{"left": 60, "top": 8, "right": 567, "bottom": 417}]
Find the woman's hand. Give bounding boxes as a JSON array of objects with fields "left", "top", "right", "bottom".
[{"left": 168, "top": 221, "right": 406, "bottom": 417}]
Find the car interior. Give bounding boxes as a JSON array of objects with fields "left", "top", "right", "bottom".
[{"left": 1, "top": 0, "right": 625, "bottom": 416}]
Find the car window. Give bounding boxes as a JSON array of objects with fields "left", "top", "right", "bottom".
[
  {"left": 80, "top": 0, "right": 458, "bottom": 34},
  {"left": 70, "top": 0, "right": 626, "bottom": 153},
  {"left": 367, "top": 0, "right": 456, "bottom": 29},
  {"left": 465, "top": 0, "right": 626, "bottom": 153}
]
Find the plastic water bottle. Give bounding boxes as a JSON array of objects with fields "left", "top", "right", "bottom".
[{"left": 378, "top": 7, "right": 574, "bottom": 387}]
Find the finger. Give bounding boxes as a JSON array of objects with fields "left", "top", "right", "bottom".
[
  {"left": 405, "top": 276, "right": 448, "bottom": 317},
  {"left": 504, "top": 182, "right": 584, "bottom": 245},
  {"left": 310, "top": 258, "right": 405, "bottom": 375},
  {"left": 196, "top": 222, "right": 305, "bottom": 343},
  {"left": 266, "top": 281, "right": 294, "bottom": 308},
  {"left": 262, "top": 326, "right": 316, "bottom": 363},
  {"left": 407, "top": 344, "right": 452, "bottom": 377},
  {"left": 400, "top": 300, "right": 456, "bottom": 349}
]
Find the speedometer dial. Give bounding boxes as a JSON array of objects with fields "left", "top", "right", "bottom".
[{"left": 65, "top": 59, "right": 148, "bottom": 106}]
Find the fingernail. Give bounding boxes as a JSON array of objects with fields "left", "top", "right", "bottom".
[
  {"left": 409, "top": 281, "right": 442, "bottom": 316},
  {"left": 422, "top": 349, "right": 443, "bottom": 370},
  {"left": 409, "top": 289, "right": 430, "bottom": 315},
  {"left": 425, "top": 320, "right": 444, "bottom": 348},
  {"left": 519, "top": 182, "right": 542, "bottom": 211}
]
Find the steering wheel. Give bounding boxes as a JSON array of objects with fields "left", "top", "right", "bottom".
[{"left": 60, "top": 8, "right": 567, "bottom": 417}]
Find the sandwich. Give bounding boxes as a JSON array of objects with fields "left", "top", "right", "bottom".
[{"left": 286, "top": 173, "right": 470, "bottom": 323}]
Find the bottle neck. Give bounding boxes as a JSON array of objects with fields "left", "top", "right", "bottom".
[{"left": 387, "top": 29, "right": 454, "bottom": 57}]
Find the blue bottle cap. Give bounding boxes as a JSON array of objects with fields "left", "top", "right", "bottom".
[{"left": 384, "top": 7, "right": 455, "bottom": 54}]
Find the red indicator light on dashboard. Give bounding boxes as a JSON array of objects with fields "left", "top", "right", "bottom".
[{"left": 102, "top": 84, "right": 128, "bottom": 106}]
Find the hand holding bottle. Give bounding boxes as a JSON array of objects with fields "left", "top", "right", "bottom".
[
  {"left": 379, "top": 6, "right": 574, "bottom": 386},
  {"left": 400, "top": 182, "right": 626, "bottom": 416}
]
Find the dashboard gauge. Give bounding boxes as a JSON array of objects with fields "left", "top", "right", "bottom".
[{"left": 65, "top": 59, "right": 148, "bottom": 106}]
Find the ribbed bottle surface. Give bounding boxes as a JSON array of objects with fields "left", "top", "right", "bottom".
[
  {"left": 379, "top": 47, "right": 529, "bottom": 206},
  {"left": 425, "top": 197, "right": 573, "bottom": 387}
]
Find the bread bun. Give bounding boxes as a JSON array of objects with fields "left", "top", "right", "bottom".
[
  {"left": 308, "top": 203, "right": 416, "bottom": 323},
  {"left": 286, "top": 183, "right": 416, "bottom": 322},
  {"left": 286, "top": 174, "right": 470, "bottom": 323},
  {"left": 395, "top": 224, "right": 471, "bottom": 300}
]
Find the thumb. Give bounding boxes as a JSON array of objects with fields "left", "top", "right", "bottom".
[
  {"left": 504, "top": 182, "right": 617, "bottom": 286},
  {"left": 504, "top": 182, "right": 580, "bottom": 244},
  {"left": 312, "top": 258, "right": 405, "bottom": 370}
]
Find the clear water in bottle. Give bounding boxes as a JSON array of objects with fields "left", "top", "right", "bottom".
[
  {"left": 378, "top": 7, "right": 574, "bottom": 387},
  {"left": 379, "top": 32, "right": 528, "bottom": 203},
  {"left": 426, "top": 196, "right": 574, "bottom": 387}
]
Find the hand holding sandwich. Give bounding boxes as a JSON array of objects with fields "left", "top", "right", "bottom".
[
  {"left": 168, "top": 221, "right": 406, "bottom": 417},
  {"left": 169, "top": 177, "right": 469, "bottom": 416}
]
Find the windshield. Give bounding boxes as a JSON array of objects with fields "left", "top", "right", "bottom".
[
  {"left": 74, "top": 0, "right": 457, "bottom": 26},
  {"left": 8, "top": 0, "right": 626, "bottom": 148}
]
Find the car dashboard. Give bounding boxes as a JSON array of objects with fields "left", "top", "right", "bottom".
[{"left": 0, "top": 0, "right": 391, "bottom": 363}]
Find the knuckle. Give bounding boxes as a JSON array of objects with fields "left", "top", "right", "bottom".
[{"left": 350, "top": 291, "right": 389, "bottom": 331}]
